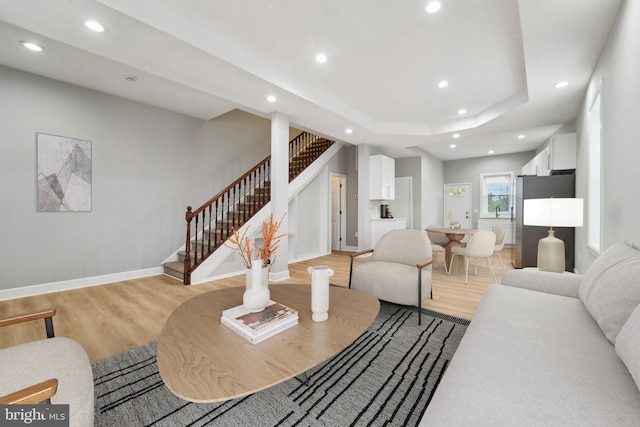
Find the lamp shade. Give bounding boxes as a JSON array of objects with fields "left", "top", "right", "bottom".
[{"left": 523, "top": 198, "right": 584, "bottom": 228}]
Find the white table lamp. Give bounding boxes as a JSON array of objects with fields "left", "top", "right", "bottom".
[{"left": 523, "top": 198, "right": 583, "bottom": 272}]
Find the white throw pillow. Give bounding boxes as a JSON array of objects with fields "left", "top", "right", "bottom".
[
  {"left": 616, "top": 304, "right": 640, "bottom": 390},
  {"left": 579, "top": 241, "right": 640, "bottom": 344}
]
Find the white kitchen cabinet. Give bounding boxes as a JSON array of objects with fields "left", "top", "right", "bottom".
[
  {"left": 477, "top": 218, "right": 515, "bottom": 245},
  {"left": 370, "top": 218, "right": 406, "bottom": 248},
  {"left": 548, "top": 133, "right": 576, "bottom": 174},
  {"left": 521, "top": 147, "right": 550, "bottom": 176},
  {"left": 369, "top": 155, "right": 395, "bottom": 200}
]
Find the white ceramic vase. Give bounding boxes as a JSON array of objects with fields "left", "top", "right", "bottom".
[
  {"left": 243, "top": 263, "right": 270, "bottom": 312},
  {"left": 308, "top": 265, "right": 334, "bottom": 322}
]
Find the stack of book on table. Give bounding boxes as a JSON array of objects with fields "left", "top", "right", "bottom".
[{"left": 221, "top": 301, "right": 298, "bottom": 344}]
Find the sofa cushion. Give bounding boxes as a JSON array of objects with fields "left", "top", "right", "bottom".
[
  {"left": 351, "top": 261, "right": 431, "bottom": 306},
  {"left": 616, "top": 304, "right": 640, "bottom": 390},
  {"left": 578, "top": 241, "right": 640, "bottom": 343},
  {"left": 422, "top": 285, "right": 640, "bottom": 425}
]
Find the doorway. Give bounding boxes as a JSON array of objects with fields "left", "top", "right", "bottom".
[
  {"left": 330, "top": 174, "right": 347, "bottom": 251},
  {"left": 444, "top": 183, "right": 471, "bottom": 229}
]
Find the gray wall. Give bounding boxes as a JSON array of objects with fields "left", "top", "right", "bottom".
[
  {"left": 395, "top": 151, "right": 444, "bottom": 232},
  {"left": 421, "top": 151, "right": 445, "bottom": 229},
  {"left": 0, "top": 66, "right": 272, "bottom": 290},
  {"left": 444, "top": 152, "right": 534, "bottom": 228},
  {"left": 327, "top": 145, "right": 358, "bottom": 247},
  {"left": 574, "top": 0, "right": 640, "bottom": 272}
]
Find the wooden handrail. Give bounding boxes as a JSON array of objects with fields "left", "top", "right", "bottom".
[
  {"left": 181, "top": 132, "right": 335, "bottom": 285},
  {"left": 189, "top": 155, "right": 271, "bottom": 218}
]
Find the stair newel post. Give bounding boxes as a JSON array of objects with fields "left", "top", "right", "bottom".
[{"left": 184, "top": 206, "right": 193, "bottom": 285}]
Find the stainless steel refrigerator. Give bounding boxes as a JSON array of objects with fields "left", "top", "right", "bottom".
[{"left": 512, "top": 174, "right": 576, "bottom": 270}]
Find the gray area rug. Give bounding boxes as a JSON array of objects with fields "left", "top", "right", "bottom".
[{"left": 92, "top": 302, "right": 468, "bottom": 426}]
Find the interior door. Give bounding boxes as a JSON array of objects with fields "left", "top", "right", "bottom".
[
  {"left": 444, "top": 183, "right": 471, "bottom": 229},
  {"left": 330, "top": 175, "right": 345, "bottom": 251}
]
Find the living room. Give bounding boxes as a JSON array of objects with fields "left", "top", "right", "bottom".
[{"left": 1, "top": 0, "right": 640, "bottom": 425}]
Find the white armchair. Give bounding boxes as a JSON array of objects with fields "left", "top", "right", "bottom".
[
  {"left": 349, "top": 229, "right": 435, "bottom": 324},
  {"left": 0, "top": 308, "right": 94, "bottom": 426}
]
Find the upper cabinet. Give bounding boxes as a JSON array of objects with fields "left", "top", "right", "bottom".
[
  {"left": 547, "top": 133, "right": 576, "bottom": 174},
  {"left": 369, "top": 154, "right": 395, "bottom": 200},
  {"left": 521, "top": 133, "right": 576, "bottom": 176},
  {"left": 522, "top": 147, "right": 549, "bottom": 176}
]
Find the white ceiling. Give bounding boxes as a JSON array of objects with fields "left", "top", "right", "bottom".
[{"left": 0, "top": 0, "right": 621, "bottom": 160}]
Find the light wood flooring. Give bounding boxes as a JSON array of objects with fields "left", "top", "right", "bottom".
[{"left": 0, "top": 249, "right": 513, "bottom": 363}]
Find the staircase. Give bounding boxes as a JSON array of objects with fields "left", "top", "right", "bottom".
[{"left": 163, "top": 132, "right": 335, "bottom": 284}]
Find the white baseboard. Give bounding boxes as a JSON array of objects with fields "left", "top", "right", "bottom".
[
  {"left": 0, "top": 267, "right": 163, "bottom": 301},
  {"left": 269, "top": 270, "right": 291, "bottom": 282}
]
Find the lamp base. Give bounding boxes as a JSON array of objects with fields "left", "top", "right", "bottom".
[{"left": 537, "top": 230, "right": 565, "bottom": 273}]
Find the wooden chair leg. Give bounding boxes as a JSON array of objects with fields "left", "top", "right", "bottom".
[
  {"left": 497, "top": 252, "right": 504, "bottom": 270},
  {"left": 487, "top": 258, "right": 497, "bottom": 283},
  {"left": 465, "top": 257, "right": 470, "bottom": 284},
  {"left": 448, "top": 254, "right": 455, "bottom": 276}
]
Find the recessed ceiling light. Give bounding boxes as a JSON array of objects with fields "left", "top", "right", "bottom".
[
  {"left": 123, "top": 74, "right": 137, "bottom": 82},
  {"left": 452, "top": 133, "right": 460, "bottom": 139},
  {"left": 266, "top": 95, "right": 277, "bottom": 103},
  {"left": 437, "top": 80, "right": 449, "bottom": 89},
  {"left": 488, "top": 150, "right": 495, "bottom": 154},
  {"left": 85, "top": 20, "right": 105, "bottom": 32},
  {"left": 425, "top": 1, "right": 442, "bottom": 14},
  {"left": 517, "top": 134, "right": 526, "bottom": 139},
  {"left": 449, "top": 144, "right": 456, "bottom": 148},
  {"left": 554, "top": 81, "right": 569, "bottom": 88},
  {"left": 457, "top": 108, "right": 467, "bottom": 115},
  {"left": 21, "top": 41, "right": 43, "bottom": 52},
  {"left": 345, "top": 128, "right": 353, "bottom": 134},
  {"left": 315, "top": 53, "right": 327, "bottom": 64}
]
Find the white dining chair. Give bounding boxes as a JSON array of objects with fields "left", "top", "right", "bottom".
[
  {"left": 427, "top": 227, "right": 449, "bottom": 274},
  {"left": 492, "top": 227, "right": 507, "bottom": 270},
  {"left": 449, "top": 230, "right": 497, "bottom": 284}
]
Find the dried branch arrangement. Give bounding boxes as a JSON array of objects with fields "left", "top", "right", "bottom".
[{"left": 225, "top": 213, "right": 286, "bottom": 269}]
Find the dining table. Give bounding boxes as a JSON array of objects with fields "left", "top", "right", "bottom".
[{"left": 426, "top": 226, "right": 478, "bottom": 274}]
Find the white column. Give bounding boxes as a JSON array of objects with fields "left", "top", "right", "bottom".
[{"left": 269, "top": 112, "right": 290, "bottom": 281}]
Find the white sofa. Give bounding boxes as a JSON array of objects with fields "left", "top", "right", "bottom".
[{"left": 422, "top": 241, "right": 640, "bottom": 426}]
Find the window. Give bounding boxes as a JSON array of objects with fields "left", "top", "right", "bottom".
[
  {"left": 480, "top": 172, "right": 514, "bottom": 217},
  {"left": 448, "top": 187, "right": 466, "bottom": 196},
  {"left": 588, "top": 83, "right": 602, "bottom": 253}
]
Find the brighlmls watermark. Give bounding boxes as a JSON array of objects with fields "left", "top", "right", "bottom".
[{"left": 1, "top": 405, "right": 69, "bottom": 426}]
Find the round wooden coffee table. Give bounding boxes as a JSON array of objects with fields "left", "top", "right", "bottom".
[{"left": 157, "top": 283, "right": 380, "bottom": 403}]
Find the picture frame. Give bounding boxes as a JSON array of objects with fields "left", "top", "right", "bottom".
[{"left": 37, "top": 132, "right": 92, "bottom": 212}]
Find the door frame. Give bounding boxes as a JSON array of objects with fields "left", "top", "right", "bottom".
[{"left": 330, "top": 174, "right": 347, "bottom": 251}]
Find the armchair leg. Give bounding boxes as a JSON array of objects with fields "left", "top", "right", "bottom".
[{"left": 418, "top": 270, "right": 422, "bottom": 326}]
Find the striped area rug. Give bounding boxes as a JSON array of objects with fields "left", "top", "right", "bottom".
[{"left": 92, "top": 302, "right": 468, "bottom": 426}]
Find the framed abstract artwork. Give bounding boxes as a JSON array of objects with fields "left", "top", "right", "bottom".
[{"left": 37, "top": 133, "right": 92, "bottom": 212}]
